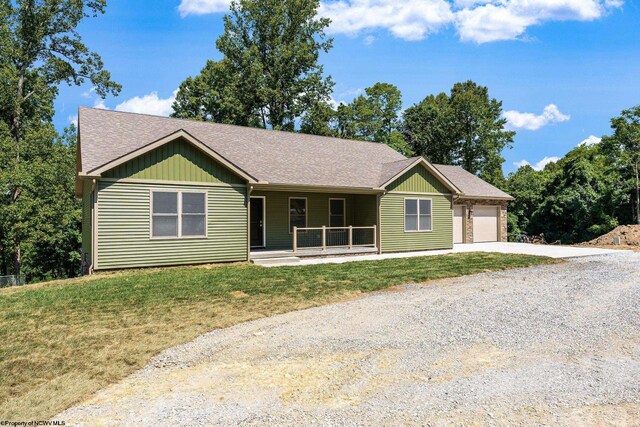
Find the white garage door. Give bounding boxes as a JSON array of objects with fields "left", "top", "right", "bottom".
[
  {"left": 453, "top": 205, "right": 464, "bottom": 244},
  {"left": 473, "top": 206, "right": 499, "bottom": 243}
]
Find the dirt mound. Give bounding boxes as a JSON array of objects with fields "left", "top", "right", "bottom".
[{"left": 586, "top": 225, "right": 640, "bottom": 247}]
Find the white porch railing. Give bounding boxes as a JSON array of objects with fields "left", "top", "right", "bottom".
[{"left": 293, "top": 225, "right": 377, "bottom": 253}]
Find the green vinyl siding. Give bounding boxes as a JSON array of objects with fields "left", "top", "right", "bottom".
[
  {"left": 95, "top": 181, "right": 247, "bottom": 270},
  {"left": 380, "top": 193, "right": 453, "bottom": 252},
  {"left": 81, "top": 182, "right": 92, "bottom": 262},
  {"left": 102, "top": 138, "right": 246, "bottom": 185},
  {"left": 251, "top": 191, "right": 377, "bottom": 250},
  {"left": 380, "top": 163, "right": 453, "bottom": 252},
  {"left": 385, "top": 164, "right": 450, "bottom": 194}
]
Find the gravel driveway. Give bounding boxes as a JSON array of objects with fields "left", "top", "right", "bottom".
[{"left": 60, "top": 253, "right": 640, "bottom": 426}]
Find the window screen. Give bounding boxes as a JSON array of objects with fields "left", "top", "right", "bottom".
[
  {"left": 289, "top": 198, "right": 307, "bottom": 232},
  {"left": 151, "top": 191, "right": 206, "bottom": 238},
  {"left": 404, "top": 198, "right": 432, "bottom": 232},
  {"left": 152, "top": 192, "right": 178, "bottom": 237},
  {"left": 181, "top": 193, "right": 206, "bottom": 236}
]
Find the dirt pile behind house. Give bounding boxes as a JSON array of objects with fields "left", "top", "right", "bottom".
[{"left": 585, "top": 225, "right": 640, "bottom": 247}]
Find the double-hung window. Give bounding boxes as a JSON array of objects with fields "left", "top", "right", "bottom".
[
  {"left": 289, "top": 197, "right": 307, "bottom": 232},
  {"left": 404, "top": 198, "right": 432, "bottom": 232},
  {"left": 151, "top": 191, "right": 206, "bottom": 238}
]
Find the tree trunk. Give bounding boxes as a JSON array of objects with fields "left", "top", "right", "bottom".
[
  {"left": 9, "top": 70, "right": 25, "bottom": 278},
  {"left": 634, "top": 160, "right": 640, "bottom": 225}
]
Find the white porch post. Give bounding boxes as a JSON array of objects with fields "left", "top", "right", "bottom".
[
  {"left": 322, "top": 225, "right": 327, "bottom": 251},
  {"left": 373, "top": 224, "right": 377, "bottom": 249},
  {"left": 293, "top": 226, "right": 298, "bottom": 253}
]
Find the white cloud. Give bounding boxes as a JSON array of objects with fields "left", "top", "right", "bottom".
[
  {"left": 513, "top": 156, "right": 560, "bottom": 171},
  {"left": 454, "top": 0, "right": 623, "bottom": 43},
  {"left": 503, "top": 104, "right": 570, "bottom": 131},
  {"left": 363, "top": 35, "right": 375, "bottom": 45},
  {"left": 68, "top": 115, "right": 78, "bottom": 127},
  {"left": 177, "top": 0, "right": 622, "bottom": 42},
  {"left": 319, "top": 0, "right": 453, "bottom": 41},
  {"left": 578, "top": 135, "right": 602, "bottom": 146},
  {"left": 178, "top": 0, "right": 231, "bottom": 17},
  {"left": 93, "top": 98, "right": 108, "bottom": 110},
  {"left": 114, "top": 90, "right": 178, "bottom": 116}
]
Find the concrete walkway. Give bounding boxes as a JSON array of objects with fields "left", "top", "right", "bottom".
[{"left": 273, "top": 242, "right": 626, "bottom": 267}]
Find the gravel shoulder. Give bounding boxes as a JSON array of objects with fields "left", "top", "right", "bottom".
[{"left": 59, "top": 253, "right": 640, "bottom": 426}]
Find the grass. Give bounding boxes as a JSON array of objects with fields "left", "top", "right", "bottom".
[{"left": 0, "top": 252, "right": 558, "bottom": 419}]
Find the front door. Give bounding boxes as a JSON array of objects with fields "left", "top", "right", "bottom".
[{"left": 250, "top": 197, "right": 265, "bottom": 248}]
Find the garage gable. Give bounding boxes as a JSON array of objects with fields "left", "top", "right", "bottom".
[{"left": 385, "top": 163, "right": 451, "bottom": 194}]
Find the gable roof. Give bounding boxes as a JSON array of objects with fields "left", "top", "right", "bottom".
[
  {"left": 433, "top": 164, "right": 514, "bottom": 200},
  {"left": 379, "top": 157, "right": 461, "bottom": 194},
  {"left": 77, "top": 108, "right": 511, "bottom": 200},
  {"left": 78, "top": 107, "right": 408, "bottom": 189}
]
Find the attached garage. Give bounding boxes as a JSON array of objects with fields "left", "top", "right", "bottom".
[
  {"left": 435, "top": 163, "right": 513, "bottom": 245},
  {"left": 472, "top": 206, "right": 500, "bottom": 242}
]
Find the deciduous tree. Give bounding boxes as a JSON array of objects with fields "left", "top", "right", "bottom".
[
  {"left": 601, "top": 106, "right": 640, "bottom": 224},
  {"left": 0, "top": 0, "right": 119, "bottom": 278},
  {"left": 403, "top": 81, "right": 514, "bottom": 186},
  {"left": 174, "top": 0, "right": 334, "bottom": 131}
]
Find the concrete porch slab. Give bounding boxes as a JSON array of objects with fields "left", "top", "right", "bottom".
[{"left": 256, "top": 243, "right": 628, "bottom": 267}]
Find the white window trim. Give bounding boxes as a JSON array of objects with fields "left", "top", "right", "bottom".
[
  {"left": 328, "top": 198, "right": 346, "bottom": 229},
  {"left": 288, "top": 197, "right": 308, "bottom": 234},
  {"left": 404, "top": 197, "right": 433, "bottom": 233},
  {"left": 150, "top": 190, "right": 208, "bottom": 240}
]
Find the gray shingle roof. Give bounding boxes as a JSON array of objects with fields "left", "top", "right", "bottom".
[
  {"left": 433, "top": 164, "right": 513, "bottom": 200},
  {"left": 79, "top": 107, "right": 407, "bottom": 189},
  {"left": 78, "top": 107, "right": 512, "bottom": 200}
]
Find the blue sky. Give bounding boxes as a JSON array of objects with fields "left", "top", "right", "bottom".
[{"left": 56, "top": 0, "right": 640, "bottom": 174}]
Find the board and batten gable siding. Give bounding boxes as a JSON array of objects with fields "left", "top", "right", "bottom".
[
  {"left": 384, "top": 163, "right": 450, "bottom": 194},
  {"left": 380, "top": 164, "right": 453, "bottom": 252},
  {"left": 102, "top": 138, "right": 246, "bottom": 185},
  {"left": 95, "top": 181, "right": 247, "bottom": 270}
]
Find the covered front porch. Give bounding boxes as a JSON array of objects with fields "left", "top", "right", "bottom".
[{"left": 248, "top": 189, "right": 379, "bottom": 258}]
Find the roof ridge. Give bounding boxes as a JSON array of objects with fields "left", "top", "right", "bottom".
[{"left": 79, "top": 106, "right": 402, "bottom": 150}]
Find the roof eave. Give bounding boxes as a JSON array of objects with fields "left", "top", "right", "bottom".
[
  {"left": 457, "top": 194, "right": 515, "bottom": 201},
  {"left": 251, "top": 182, "right": 384, "bottom": 194}
]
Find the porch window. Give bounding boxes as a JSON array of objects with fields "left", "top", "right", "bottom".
[
  {"left": 329, "top": 198, "right": 345, "bottom": 228},
  {"left": 404, "top": 198, "right": 432, "bottom": 232},
  {"left": 151, "top": 191, "right": 206, "bottom": 238},
  {"left": 289, "top": 197, "right": 307, "bottom": 232}
]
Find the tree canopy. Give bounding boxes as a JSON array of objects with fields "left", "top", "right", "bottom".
[
  {"left": 403, "top": 81, "right": 515, "bottom": 186},
  {"left": 600, "top": 106, "right": 640, "bottom": 224},
  {"left": 0, "top": 0, "right": 118, "bottom": 280},
  {"left": 172, "top": 0, "right": 333, "bottom": 131}
]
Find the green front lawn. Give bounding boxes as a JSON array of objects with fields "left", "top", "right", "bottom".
[{"left": 0, "top": 252, "right": 557, "bottom": 419}]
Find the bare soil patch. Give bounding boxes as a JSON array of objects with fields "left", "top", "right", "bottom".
[{"left": 583, "top": 224, "right": 640, "bottom": 247}]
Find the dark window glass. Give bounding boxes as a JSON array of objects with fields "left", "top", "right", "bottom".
[
  {"left": 153, "top": 192, "right": 177, "bottom": 214},
  {"left": 152, "top": 216, "right": 178, "bottom": 237},
  {"left": 182, "top": 193, "right": 205, "bottom": 214},
  {"left": 289, "top": 198, "right": 307, "bottom": 232},
  {"left": 329, "top": 199, "right": 345, "bottom": 228}
]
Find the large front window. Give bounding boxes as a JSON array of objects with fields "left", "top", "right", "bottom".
[
  {"left": 152, "top": 191, "right": 206, "bottom": 238},
  {"left": 404, "top": 198, "right": 432, "bottom": 232},
  {"left": 289, "top": 197, "right": 307, "bottom": 232}
]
